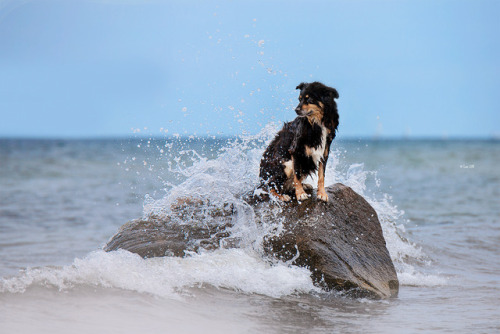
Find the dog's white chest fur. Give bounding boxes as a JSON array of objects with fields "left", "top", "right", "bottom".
[
  {"left": 306, "top": 125, "right": 328, "bottom": 167},
  {"left": 282, "top": 125, "right": 328, "bottom": 179}
]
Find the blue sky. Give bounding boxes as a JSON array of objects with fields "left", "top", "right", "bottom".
[{"left": 0, "top": 0, "right": 499, "bottom": 138}]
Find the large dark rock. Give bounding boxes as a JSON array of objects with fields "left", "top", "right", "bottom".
[
  {"left": 104, "top": 183, "right": 399, "bottom": 299},
  {"left": 261, "top": 183, "right": 399, "bottom": 299}
]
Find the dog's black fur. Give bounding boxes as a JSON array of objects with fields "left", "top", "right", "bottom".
[{"left": 259, "top": 82, "right": 339, "bottom": 202}]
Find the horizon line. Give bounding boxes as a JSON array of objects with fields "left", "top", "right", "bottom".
[{"left": 0, "top": 134, "right": 499, "bottom": 142}]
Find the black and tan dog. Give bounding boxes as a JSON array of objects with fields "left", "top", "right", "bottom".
[{"left": 259, "top": 82, "right": 339, "bottom": 202}]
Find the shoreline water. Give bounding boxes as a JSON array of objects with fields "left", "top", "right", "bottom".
[{"left": 1, "top": 136, "right": 499, "bottom": 333}]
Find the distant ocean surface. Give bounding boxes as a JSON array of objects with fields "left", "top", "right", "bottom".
[{"left": 1, "top": 130, "right": 499, "bottom": 334}]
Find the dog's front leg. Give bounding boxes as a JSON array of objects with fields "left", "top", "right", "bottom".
[
  {"left": 317, "top": 161, "right": 328, "bottom": 202},
  {"left": 293, "top": 171, "right": 309, "bottom": 201}
]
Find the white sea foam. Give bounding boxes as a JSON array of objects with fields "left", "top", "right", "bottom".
[
  {"left": 397, "top": 267, "right": 449, "bottom": 287},
  {"left": 1, "top": 249, "right": 319, "bottom": 298},
  {"left": 1, "top": 124, "right": 446, "bottom": 296}
]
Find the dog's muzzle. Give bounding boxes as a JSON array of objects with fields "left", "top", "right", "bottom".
[{"left": 295, "top": 106, "right": 311, "bottom": 117}]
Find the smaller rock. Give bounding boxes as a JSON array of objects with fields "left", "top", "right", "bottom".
[{"left": 104, "top": 198, "right": 236, "bottom": 257}]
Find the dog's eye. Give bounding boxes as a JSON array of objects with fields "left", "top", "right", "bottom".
[{"left": 307, "top": 98, "right": 314, "bottom": 104}]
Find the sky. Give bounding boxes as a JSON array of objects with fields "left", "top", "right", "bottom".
[{"left": 0, "top": 0, "right": 499, "bottom": 139}]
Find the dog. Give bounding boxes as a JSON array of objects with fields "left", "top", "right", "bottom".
[{"left": 259, "top": 82, "right": 339, "bottom": 202}]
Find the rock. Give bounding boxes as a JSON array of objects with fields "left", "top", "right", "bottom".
[
  {"left": 104, "top": 183, "right": 399, "bottom": 299},
  {"left": 261, "top": 183, "right": 399, "bottom": 299},
  {"left": 104, "top": 198, "right": 236, "bottom": 258}
]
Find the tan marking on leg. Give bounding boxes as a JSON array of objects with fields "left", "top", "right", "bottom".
[
  {"left": 270, "top": 188, "right": 291, "bottom": 202},
  {"left": 293, "top": 170, "right": 309, "bottom": 201},
  {"left": 283, "top": 160, "right": 293, "bottom": 178},
  {"left": 317, "top": 161, "right": 328, "bottom": 202}
]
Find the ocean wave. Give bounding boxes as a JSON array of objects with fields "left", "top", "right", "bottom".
[
  {"left": 1, "top": 249, "right": 319, "bottom": 298},
  {"left": 2, "top": 125, "right": 446, "bottom": 296}
]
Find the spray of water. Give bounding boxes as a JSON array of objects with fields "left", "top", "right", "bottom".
[{"left": 1, "top": 124, "right": 446, "bottom": 297}]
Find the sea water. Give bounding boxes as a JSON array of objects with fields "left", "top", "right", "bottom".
[{"left": 0, "top": 130, "right": 499, "bottom": 333}]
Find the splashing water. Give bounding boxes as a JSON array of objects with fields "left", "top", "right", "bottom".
[
  {"left": 1, "top": 124, "right": 446, "bottom": 298},
  {"left": 1, "top": 249, "right": 318, "bottom": 298},
  {"left": 141, "top": 123, "right": 444, "bottom": 286}
]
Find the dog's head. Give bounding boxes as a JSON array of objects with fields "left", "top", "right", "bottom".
[{"left": 295, "top": 82, "right": 339, "bottom": 130}]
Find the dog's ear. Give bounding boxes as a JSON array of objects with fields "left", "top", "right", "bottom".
[
  {"left": 319, "top": 87, "right": 339, "bottom": 105},
  {"left": 327, "top": 87, "right": 339, "bottom": 99},
  {"left": 296, "top": 83, "right": 306, "bottom": 90}
]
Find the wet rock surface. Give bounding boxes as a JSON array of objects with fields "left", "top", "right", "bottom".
[
  {"left": 104, "top": 183, "right": 399, "bottom": 299},
  {"left": 261, "top": 183, "right": 399, "bottom": 299},
  {"left": 104, "top": 198, "right": 236, "bottom": 258}
]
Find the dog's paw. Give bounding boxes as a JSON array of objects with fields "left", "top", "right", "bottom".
[
  {"left": 317, "top": 190, "right": 329, "bottom": 202},
  {"left": 270, "top": 189, "right": 291, "bottom": 202},
  {"left": 273, "top": 193, "right": 291, "bottom": 202},
  {"left": 296, "top": 191, "right": 310, "bottom": 201}
]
